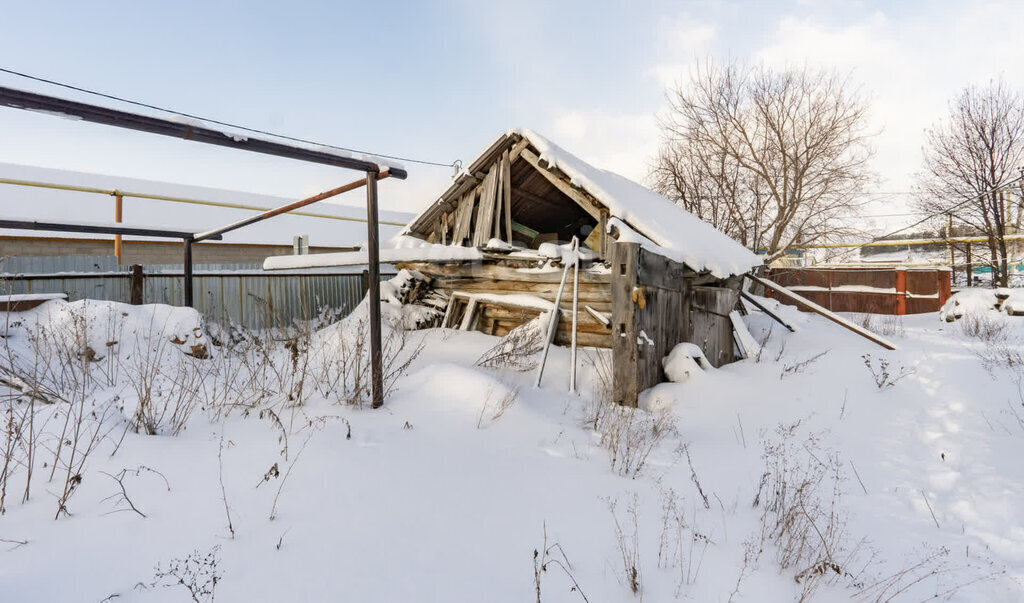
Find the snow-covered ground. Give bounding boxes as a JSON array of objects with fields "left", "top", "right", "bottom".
[{"left": 1, "top": 289, "right": 1022, "bottom": 602}]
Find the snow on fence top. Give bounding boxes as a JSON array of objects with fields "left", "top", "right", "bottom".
[{"left": 515, "top": 128, "right": 761, "bottom": 279}]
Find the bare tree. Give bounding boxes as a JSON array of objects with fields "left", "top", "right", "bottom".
[
  {"left": 915, "top": 79, "right": 1024, "bottom": 287},
  {"left": 651, "top": 62, "right": 874, "bottom": 260}
]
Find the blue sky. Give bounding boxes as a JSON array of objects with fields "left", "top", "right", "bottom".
[{"left": 2, "top": 0, "right": 1022, "bottom": 230}]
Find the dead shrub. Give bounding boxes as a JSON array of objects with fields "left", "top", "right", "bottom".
[
  {"left": 311, "top": 318, "right": 423, "bottom": 409},
  {"left": 959, "top": 312, "right": 1008, "bottom": 342},
  {"left": 127, "top": 335, "right": 208, "bottom": 436},
  {"left": 861, "top": 355, "right": 914, "bottom": 390},
  {"left": 582, "top": 351, "right": 677, "bottom": 478},
  {"left": 609, "top": 495, "right": 642, "bottom": 596},
  {"left": 754, "top": 423, "right": 855, "bottom": 601},
  {"left": 150, "top": 545, "right": 221, "bottom": 602},
  {"left": 476, "top": 320, "right": 544, "bottom": 372}
]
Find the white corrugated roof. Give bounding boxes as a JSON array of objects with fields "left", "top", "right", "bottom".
[{"left": 0, "top": 163, "right": 413, "bottom": 248}]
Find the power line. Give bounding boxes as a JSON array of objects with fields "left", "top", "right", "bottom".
[
  {"left": 845, "top": 176, "right": 1024, "bottom": 252},
  {"left": 0, "top": 66, "right": 458, "bottom": 169}
]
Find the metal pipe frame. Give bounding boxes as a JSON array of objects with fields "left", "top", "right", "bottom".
[
  {"left": 0, "top": 86, "right": 408, "bottom": 179},
  {"left": 192, "top": 171, "right": 391, "bottom": 243},
  {"left": 0, "top": 218, "right": 221, "bottom": 240},
  {"left": 0, "top": 86, "right": 401, "bottom": 410}
]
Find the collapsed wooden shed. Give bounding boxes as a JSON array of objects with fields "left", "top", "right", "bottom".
[{"left": 267, "top": 129, "right": 762, "bottom": 406}]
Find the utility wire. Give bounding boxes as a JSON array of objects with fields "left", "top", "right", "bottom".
[
  {"left": 847, "top": 176, "right": 1024, "bottom": 251},
  {"left": 0, "top": 66, "right": 458, "bottom": 169}
]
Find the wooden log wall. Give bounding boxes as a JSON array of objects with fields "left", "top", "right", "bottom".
[{"left": 397, "top": 261, "right": 613, "bottom": 349}]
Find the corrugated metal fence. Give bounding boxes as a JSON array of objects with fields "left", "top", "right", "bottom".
[{"left": 0, "top": 256, "right": 386, "bottom": 329}]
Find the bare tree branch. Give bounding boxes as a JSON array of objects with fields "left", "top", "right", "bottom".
[{"left": 650, "top": 61, "right": 874, "bottom": 260}]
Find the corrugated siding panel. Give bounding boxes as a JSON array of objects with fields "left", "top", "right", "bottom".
[{"left": 1, "top": 255, "right": 385, "bottom": 329}]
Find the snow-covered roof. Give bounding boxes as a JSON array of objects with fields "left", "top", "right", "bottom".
[
  {"left": 0, "top": 163, "right": 413, "bottom": 248},
  {"left": 513, "top": 129, "right": 760, "bottom": 278},
  {"left": 402, "top": 130, "right": 760, "bottom": 278}
]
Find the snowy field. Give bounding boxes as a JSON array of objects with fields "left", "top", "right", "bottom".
[{"left": 1, "top": 287, "right": 1023, "bottom": 602}]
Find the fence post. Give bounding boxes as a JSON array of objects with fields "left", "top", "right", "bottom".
[
  {"left": 130, "top": 264, "right": 144, "bottom": 304},
  {"left": 895, "top": 269, "right": 907, "bottom": 315}
]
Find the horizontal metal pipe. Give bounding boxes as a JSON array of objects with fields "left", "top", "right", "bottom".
[
  {"left": 0, "top": 218, "right": 222, "bottom": 240},
  {"left": 0, "top": 86, "right": 408, "bottom": 179},
  {"left": 192, "top": 171, "right": 391, "bottom": 242},
  {"left": 0, "top": 176, "right": 409, "bottom": 227}
]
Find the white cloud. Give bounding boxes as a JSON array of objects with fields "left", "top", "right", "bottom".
[
  {"left": 645, "top": 14, "right": 718, "bottom": 89},
  {"left": 547, "top": 110, "right": 660, "bottom": 184}
]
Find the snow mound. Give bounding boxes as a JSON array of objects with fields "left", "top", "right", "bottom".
[
  {"left": 939, "top": 288, "right": 1024, "bottom": 321},
  {"left": 3, "top": 298, "right": 210, "bottom": 360},
  {"left": 662, "top": 342, "right": 713, "bottom": 382}
]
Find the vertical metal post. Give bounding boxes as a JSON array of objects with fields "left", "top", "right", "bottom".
[
  {"left": 183, "top": 238, "right": 194, "bottom": 308},
  {"left": 365, "top": 171, "right": 384, "bottom": 409},
  {"left": 114, "top": 193, "right": 123, "bottom": 264}
]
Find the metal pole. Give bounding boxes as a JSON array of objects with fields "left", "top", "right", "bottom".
[
  {"left": 192, "top": 171, "right": 391, "bottom": 242},
  {"left": 184, "top": 238, "right": 194, "bottom": 308},
  {"left": 365, "top": 171, "right": 384, "bottom": 409},
  {"left": 534, "top": 253, "right": 573, "bottom": 388},
  {"left": 569, "top": 238, "right": 580, "bottom": 394},
  {"left": 0, "top": 86, "right": 408, "bottom": 179},
  {"left": 114, "top": 193, "right": 123, "bottom": 263}
]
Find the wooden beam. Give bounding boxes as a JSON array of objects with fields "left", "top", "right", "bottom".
[
  {"left": 747, "top": 274, "right": 896, "bottom": 350},
  {"left": 501, "top": 149, "right": 512, "bottom": 243},
  {"left": 519, "top": 149, "right": 605, "bottom": 221},
  {"left": 509, "top": 137, "right": 531, "bottom": 162},
  {"left": 740, "top": 291, "right": 796, "bottom": 332},
  {"left": 472, "top": 167, "right": 498, "bottom": 247}
]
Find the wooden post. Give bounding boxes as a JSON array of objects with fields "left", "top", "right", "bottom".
[
  {"left": 114, "top": 193, "right": 123, "bottom": 264},
  {"left": 895, "top": 269, "right": 907, "bottom": 315},
  {"left": 598, "top": 209, "right": 608, "bottom": 259},
  {"left": 365, "top": 171, "right": 384, "bottom": 409},
  {"left": 611, "top": 242, "right": 640, "bottom": 407},
  {"left": 502, "top": 150, "right": 512, "bottom": 243},
  {"left": 183, "top": 238, "right": 194, "bottom": 307},
  {"left": 130, "top": 264, "right": 144, "bottom": 305}
]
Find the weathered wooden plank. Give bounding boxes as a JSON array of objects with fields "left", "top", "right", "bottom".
[
  {"left": 637, "top": 247, "right": 691, "bottom": 290},
  {"left": 457, "top": 189, "right": 477, "bottom": 245},
  {"left": 689, "top": 286, "right": 738, "bottom": 367},
  {"left": 519, "top": 148, "right": 605, "bottom": 221},
  {"left": 502, "top": 149, "right": 512, "bottom": 243},
  {"left": 472, "top": 167, "right": 498, "bottom": 247},
  {"left": 397, "top": 261, "right": 612, "bottom": 285},
  {"left": 432, "top": 283, "right": 611, "bottom": 305},
  {"left": 740, "top": 291, "right": 796, "bottom": 332},
  {"left": 635, "top": 279, "right": 690, "bottom": 391},
  {"left": 729, "top": 310, "right": 761, "bottom": 359},
  {"left": 509, "top": 136, "right": 531, "bottom": 162}
]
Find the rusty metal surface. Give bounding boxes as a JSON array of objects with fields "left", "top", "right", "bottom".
[{"left": 766, "top": 267, "right": 951, "bottom": 315}]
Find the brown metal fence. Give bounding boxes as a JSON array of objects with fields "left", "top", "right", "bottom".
[{"left": 765, "top": 267, "right": 952, "bottom": 315}]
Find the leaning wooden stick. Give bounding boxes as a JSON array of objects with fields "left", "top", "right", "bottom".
[{"left": 746, "top": 273, "right": 897, "bottom": 350}]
